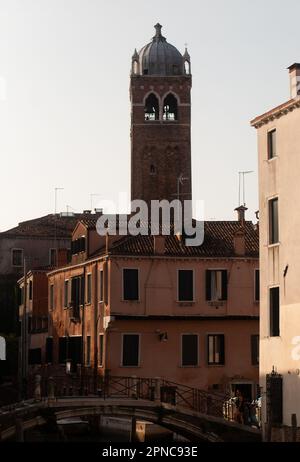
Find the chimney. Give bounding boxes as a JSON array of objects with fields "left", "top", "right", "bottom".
[
  {"left": 154, "top": 235, "right": 165, "bottom": 254},
  {"left": 235, "top": 205, "right": 247, "bottom": 225},
  {"left": 233, "top": 229, "right": 246, "bottom": 256},
  {"left": 288, "top": 63, "right": 300, "bottom": 98}
]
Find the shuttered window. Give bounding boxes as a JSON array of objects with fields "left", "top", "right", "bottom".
[
  {"left": 99, "top": 334, "right": 104, "bottom": 367},
  {"left": 86, "top": 335, "right": 91, "bottom": 366},
  {"left": 251, "top": 334, "right": 259, "bottom": 365},
  {"left": 206, "top": 270, "right": 227, "bottom": 301},
  {"left": 123, "top": 269, "right": 139, "bottom": 301},
  {"left": 255, "top": 269, "right": 260, "bottom": 302},
  {"left": 207, "top": 334, "right": 225, "bottom": 365},
  {"left": 182, "top": 334, "right": 198, "bottom": 366},
  {"left": 267, "top": 129, "right": 276, "bottom": 159},
  {"left": 28, "top": 348, "right": 41, "bottom": 365},
  {"left": 99, "top": 270, "right": 104, "bottom": 302},
  {"left": 64, "top": 280, "right": 69, "bottom": 308},
  {"left": 178, "top": 270, "right": 194, "bottom": 301},
  {"left": 45, "top": 337, "right": 53, "bottom": 363},
  {"left": 122, "top": 334, "right": 139, "bottom": 367},
  {"left": 86, "top": 274, "right": 92, "bottom": 304},
  {"left": 58, "top": 337, "right": 67, "bottom": 364},
  {"left": 270, "top": 287, "right": 280, "bottom": 337},
  {"left": 269, "top": 198, "right": 279, "bottom": 244}
]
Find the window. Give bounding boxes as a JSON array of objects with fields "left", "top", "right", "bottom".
[
  {"left": 71, "top": 237, "right": 86, "bottom": 255},
  {"left": 58, "top": 337, "right": 67, "bottom": 364},
  {"left": 270, "top": 287, "right": 280, "bottom": 337},
  {"left": 99, "top": 270, "right": 104, "bottom": 302},
  {"left": 45, "top": 337, "right": 53, "bottom": 363},
  {"left": 49, "top": 248, "right": 57, "bottom": 266},
  {"left": 178, "top": 270, "right": 194, "bottom": 302},
  {"left": 28, "top": 348, "right": 41, "bottom": 365},
  {"left": 12, "top": 248, "right": 23, "bottom": 267},
  {"left": 255, "top": 269, "right": 260, "bottom": 302},
  {"left": 269, "top": 198, "right": 279, "bottom": 244},
  {"left": 86, "top": 273, "right": 92, "bottom": 304},
  {"left": 86, "top": 335, "right": 91, "bottom": 366},
  {"left": 123, "top": 269, "right": 139, "bottom": 301},
  {"left": 99, "top": 334, "right": 104, "bottom": 367},
  {"left": 29, "top": 280, "right": 33, "bottom": 301},
  {"left": 163, "top": 93, "right": 178, "bottom": 121},
  {"left": 206, "top": 270, "right": 227, "bottom": 301},
  {"left": 251, "top": 335, "right": 259, "bottom": 366},
  {"left": 268, "top": 129, "right": 276, "bottom": 159},
  {"left": 122, "top": 334, "right": 140, "bottom": 367},
  {"left": 71, "top": 276, "right": 84, "bottom": 317},
  {"left": 50, "top": 284, "right": 54, "bottom": 310},
  {"left": 181, "top": 334, "right": 198, "bottom": 366},
  {"left": 144, "top": 93, "right": 159, "bottom": 121},
  {"left": 64, "top": 280, "right": 69, "bottom": 308},
  {"left": 207, "top": 334, "right": 225, "bottom": 365}
]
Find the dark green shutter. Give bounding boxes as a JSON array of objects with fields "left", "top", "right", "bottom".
[
  {"left": 221, "top": 271, "right": 228, "bottom": 300},
  {"left": 206, "top": 270, "right": 211, "bottom": 300}
]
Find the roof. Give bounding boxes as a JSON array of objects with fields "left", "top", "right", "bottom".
[
  {"left": 1, "top": 213, "right": 99, "bottom": 239},
  {"left": 251, "top": 97, "right": 300, "bottom": 128},
  {"left": 106, "top": 221, "right": 259, "bottom": 258},
  {"left": 137, "top": 24, "right": 185, "bottom": 76}
]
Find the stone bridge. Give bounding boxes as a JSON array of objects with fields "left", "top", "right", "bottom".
[{"left": 0, "top": 375, "right": 261, "bottom": 443}]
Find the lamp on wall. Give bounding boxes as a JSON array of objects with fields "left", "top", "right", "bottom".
[{"left": 155, "top": 330, "right": 168, "bottom": 342}]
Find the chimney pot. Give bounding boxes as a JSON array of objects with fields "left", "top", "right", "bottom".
[
  {"left": 235, "top": 205, "right": 248, "bottom": 225},
  {"left": 288, "top": 63, "right": 300, "bottom": 98}
]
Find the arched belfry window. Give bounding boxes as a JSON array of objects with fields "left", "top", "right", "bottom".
[
  {"left": 163, "top": 94, "right": 178, "bottom": 121},
  {"left": 144, "top": 93, "right": 159, "bottom": 121},
  {"left": 184, "top": 60, "right": 190, "bottom": 75}
]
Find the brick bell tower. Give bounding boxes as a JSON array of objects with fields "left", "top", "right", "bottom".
[{"left": 130, "top": 24, "right": 192, "bottom": 207}]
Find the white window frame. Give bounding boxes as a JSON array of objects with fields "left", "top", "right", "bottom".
[
  {"left": 207, "top": 332, "right": 225, "bottom": 366},
  {"left": 207, "top": 268, "right": 227, "bottom": 302},
  {"left": 180, "top": 333, "right": 199, "bottom": 367},
  {"left": 99, "top": 269, "right": 104, "bottom": 303},
  {"left": 177, "top": 269, "right": 195, "bottom": 302},
  {"left": 121, "top": 333, "right": 141, "bottom": 367}
]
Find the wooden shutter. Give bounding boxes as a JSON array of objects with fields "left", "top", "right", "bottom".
[
  {"left": 219, "top": 334, "right": 225, "bottom": 365},
  {"left": 206, "top": 270, "right": 211, "bottom": 300},
  {"left": 251, "top": 335, "right": 259, "bottom": 365},
  {"left": 122, "top": 334, "right": 139, "bottom": 366},
  {"left": 221, "top": 271, "right": 228, "bottom": 300},
  {"left": 58, "top": 337, "right": 67, "bottom": 363},
  {"left": 182, "top": 335, "right": 198, "bottom": 366},
  {"left": 178, "top": 270, "right": 193, "bottom": 301},
  {"left": 45, "top": 337, "right": 53, "bottom": 363}
]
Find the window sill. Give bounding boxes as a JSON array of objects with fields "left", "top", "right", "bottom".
[
  {"left": 267, "top": 156, "right": 278, "bottom": 163},
  {"left": 122, "top": 299, "right": 140, "bottom": 303},
  {"left": 120, "top": 365, "right": 141, "bottom": 368},
  {"left": 177, "top": 301, "right": 195, "bottom": 306},
  {"left": 207, "top": 364, "right": 225, "bottom": 367},
  {"left": 180, "top": 365, "right": 200, "bottom": 368},
  {"left": 268, "top": 242, "right": 280, "bottom": 248}
]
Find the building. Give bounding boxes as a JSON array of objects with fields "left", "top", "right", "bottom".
[
  {"left": 45, "top": 209, "right": 259, "bottom": 396},
  {"left": 0, "top": 211, "right": 100, "bottom": 334},
  {"left": 34, "top": 25, "right": 260, "bottom": 398},
  {"left": 251, "top": 64, "right": 300, "bottom": 441},
  {"left": 131, "top": 23, "right": 192, "bottom": 205}
]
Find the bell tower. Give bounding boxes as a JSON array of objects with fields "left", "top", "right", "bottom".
[{"left": 130, "top": 24, "right": 192, "bottom": 207}]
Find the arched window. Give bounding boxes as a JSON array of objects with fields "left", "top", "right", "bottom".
[
  {"left": 184, "top": 60, "right": 190, "bottom": 75},
  {"left": 163, "top": 93, "right": 178, "bottom": 121},
  {"left": 132, "top": 60, "right": 139, "bottom": 75},
  {"left": 144, "top": 93, "right": 159, "bottom": 121}
]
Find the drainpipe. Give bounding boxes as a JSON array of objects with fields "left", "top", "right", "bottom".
[
  {"left": 81, "top": 266, "right": 86, "bottom": 392},
  {"left": 93, "top": 264, "right": 98, "bottom": 393}
]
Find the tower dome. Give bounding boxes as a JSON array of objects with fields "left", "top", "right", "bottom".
[{"left": 132, "top": 24, "right": 188, "bottom": 76}]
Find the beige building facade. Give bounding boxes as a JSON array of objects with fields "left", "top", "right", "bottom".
[{"left": 252, "top": 63, "right": 300, "bottom": 441}]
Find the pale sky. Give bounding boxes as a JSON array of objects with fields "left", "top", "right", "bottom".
[{"left": 0, "top": 0, "right": 299, "bottom": 231}]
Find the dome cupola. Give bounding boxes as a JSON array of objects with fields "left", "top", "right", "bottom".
[{"left": 131, "top": 24, "right": 190, "bottom": 76}]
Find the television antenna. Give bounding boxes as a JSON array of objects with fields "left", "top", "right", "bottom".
[{"left": 238, "top": 171, "right": 253, "bottom": 206}]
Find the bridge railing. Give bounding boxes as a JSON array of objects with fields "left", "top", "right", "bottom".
[{"left": 24, "top": 373, "right": 229, "bottom": 419}]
